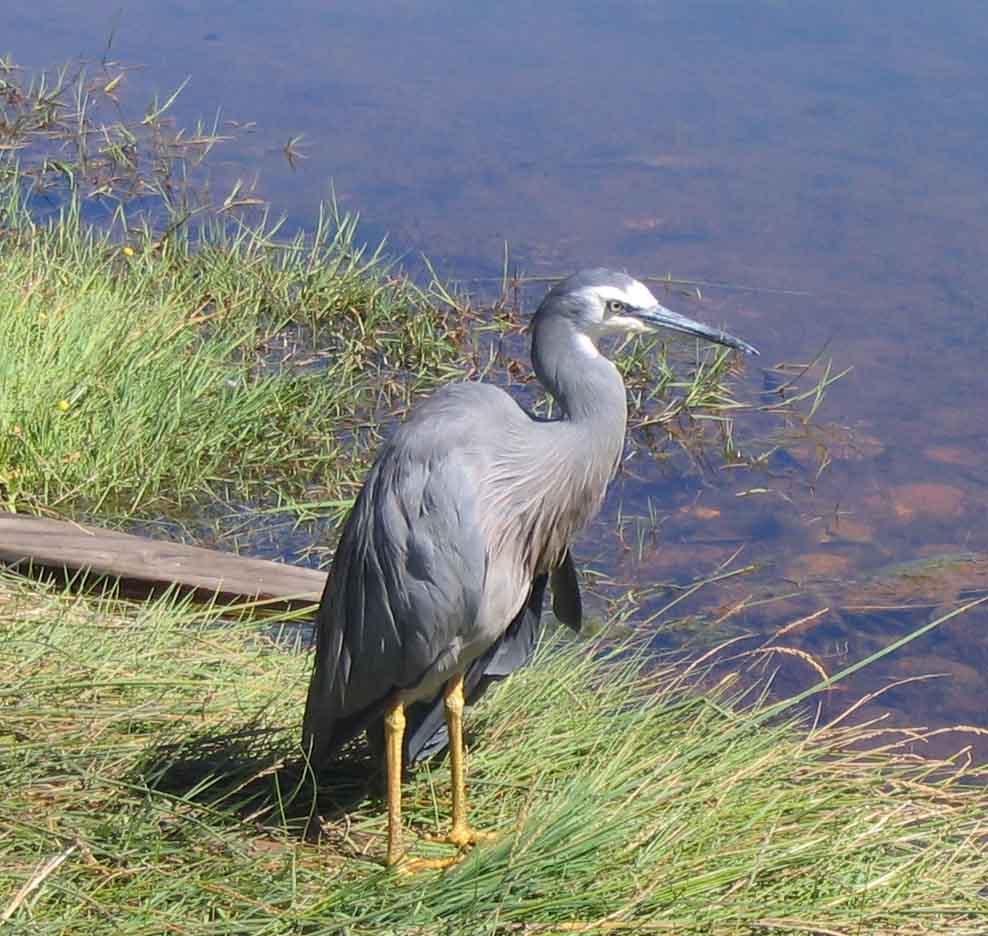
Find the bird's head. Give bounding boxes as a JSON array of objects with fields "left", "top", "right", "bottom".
[{"left": 535, "top": 268, "right": 759, "bottom": 356}]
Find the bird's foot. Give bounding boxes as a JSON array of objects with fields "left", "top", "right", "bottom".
[
  {"left": 394, "top": 852, "right": 467, "bottom": 874},
  {"left": 424, "top": 822, "right": 497, "bottom": 849},
  {"left": 394, "top": 827, "right": 496, "bottom": 874},
  {"left": 385, "top": 825, "right": 497, "bottom": 874}
]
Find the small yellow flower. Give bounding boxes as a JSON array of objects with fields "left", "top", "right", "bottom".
[
  {"left": 57, "top": 399, "right": 71, "bottom": 412},
  {"left": 122, "top": 245, "right": 135, "bottom": 257}
]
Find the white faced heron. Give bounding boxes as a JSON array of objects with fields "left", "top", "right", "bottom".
[{"left": 303, "top": 268, "right": 758, "bottom": 870}]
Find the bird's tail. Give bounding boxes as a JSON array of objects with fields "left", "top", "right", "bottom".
[{"left": 301, "top": 688, "right": 334, "bottom": 774}]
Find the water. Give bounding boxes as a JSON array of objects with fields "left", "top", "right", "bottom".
[{"left": 8, "top": 1, "right": 988, "bottom": 755}]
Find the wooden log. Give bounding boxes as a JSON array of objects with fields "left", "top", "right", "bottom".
[{"left": 0, "top": 513, "right": 326, "bottom": 611}]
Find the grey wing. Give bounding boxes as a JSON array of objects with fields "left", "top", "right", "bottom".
[
  {"left": 400, "top": 549, "right": 582, "bottom": 764},
  {"left": 301, "top": 444, "right": 487, "bottom": 769},
  {"left": 400, "top": 573, "right": 549, "bottom": 764}
]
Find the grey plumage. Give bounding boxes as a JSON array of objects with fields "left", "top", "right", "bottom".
[{"left": 302, "top": 268, "right": 757, "bottom": 774}]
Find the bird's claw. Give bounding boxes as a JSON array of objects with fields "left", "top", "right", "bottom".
[
  {"left": 389, "top": 825, "right": 496, "bottom": 873},
  {"left": 424, "top": 823, "right": 497, "bottom": 849},
  {"left": 391, "top": 825, "right": 497, "bottom": 874},
  {"left": 384, "top": 825, "right": 497, "bottom": 875},
  {"left": 394, "top": 852, "right": 466, "bottom": 874}
]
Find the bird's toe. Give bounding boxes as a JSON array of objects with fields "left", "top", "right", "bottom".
[{"left": 425, "top": 823, "right": 497, "bottom": 849}]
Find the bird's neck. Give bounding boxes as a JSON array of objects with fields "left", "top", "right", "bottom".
[
  {"left": 531, "top": 315, "right": 629, "bottom": 509},
  {"left": 532, "top": 316, "right": 628, "bottom": 436},
  {"left": 499, "top": 316, "right": 627, "bottom": 576}
]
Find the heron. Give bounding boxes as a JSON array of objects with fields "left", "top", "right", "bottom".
[{"left": 302, "top": 268, "right": 757, "bottom": 870}]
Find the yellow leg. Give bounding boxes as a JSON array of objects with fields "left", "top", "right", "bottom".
[
  {"left": 384, "top": 698, "right": 406, "bottom": 867},
  {"left": 423, "top": 673, "right": 496, "bottom": 851},
  {"left": 396, "top": 675, "right": 495, "bottom": 874},
  {"left": 447, "top": 673, "right": 467, "bottom": 834}
]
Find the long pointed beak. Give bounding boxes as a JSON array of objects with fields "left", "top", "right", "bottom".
[{"left": 636, "top": 304, "right": 759, "bottom": 356}]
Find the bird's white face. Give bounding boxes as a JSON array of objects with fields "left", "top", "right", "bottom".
[
  {"left": 539, "top": 267, "right": 758, "bottom": 357},
  {"left": 573, "top": 279, "right": 662, "bottom": 336}
]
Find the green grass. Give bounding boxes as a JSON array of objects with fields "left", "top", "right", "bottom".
[
  {"left": 0, "top": 57, "right": 468, "bottom": 523},
  {"left": 0, "top": 198, "right": 467, "bottom": 520},
  {"left": 2, "top": 572, "right": 986, "bottom": 934}
]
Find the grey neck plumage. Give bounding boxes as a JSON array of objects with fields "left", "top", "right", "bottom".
[
  {"left": 491, "top": 312, "right": 629, "bottom": 575},
  {"left": 531, "top": 311, "right": 628, "bottom": 437}
]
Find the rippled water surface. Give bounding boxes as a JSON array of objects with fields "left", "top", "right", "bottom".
[{"left": 9, "top": 1, "right": 988, "bottom": 754}]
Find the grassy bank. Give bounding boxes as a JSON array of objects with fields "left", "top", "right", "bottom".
[{"left": 2, "top": 571, "right": 987, "bottom": 934}]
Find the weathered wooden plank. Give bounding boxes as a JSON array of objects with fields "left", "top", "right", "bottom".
[{"left": 0, "top": 513, "right": 326, "bottom": 610}]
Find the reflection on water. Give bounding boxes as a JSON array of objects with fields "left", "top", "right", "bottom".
[{"left": 7, "top": 0, "right": 988, "bottom": 753}]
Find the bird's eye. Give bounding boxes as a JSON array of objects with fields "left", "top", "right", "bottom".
[{"left": 606, "top": 299, "right": 625, "bottom": 315}]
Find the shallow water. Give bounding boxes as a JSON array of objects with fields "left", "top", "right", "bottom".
[{"left": 9, "top": 1, "right": 988, "bottom": 756}]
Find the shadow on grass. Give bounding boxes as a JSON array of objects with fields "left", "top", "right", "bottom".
[{"left": 133, "top": 720, "right": 390, "bottom": 864}]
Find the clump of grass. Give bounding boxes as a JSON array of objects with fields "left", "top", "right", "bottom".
[
  {"left": 0, "top": 56, "right": 467, "bottom": 522},
  {"left": 2, "top": 571, "right": 986, "bottom": 934},
  {"left": 0, "top": 193, "right": 467, "bottom": 519},
  {"left": 0, "top": 55, "right": 233, "bottom": 224}
]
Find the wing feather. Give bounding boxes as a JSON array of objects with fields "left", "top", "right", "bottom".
[{"left": 302, "top": 387, "right": 501, "bottom": 766}]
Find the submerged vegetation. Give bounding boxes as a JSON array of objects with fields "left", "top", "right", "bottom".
[{"left": 3, "top": 57, "right": 987, "bottom": 934}]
